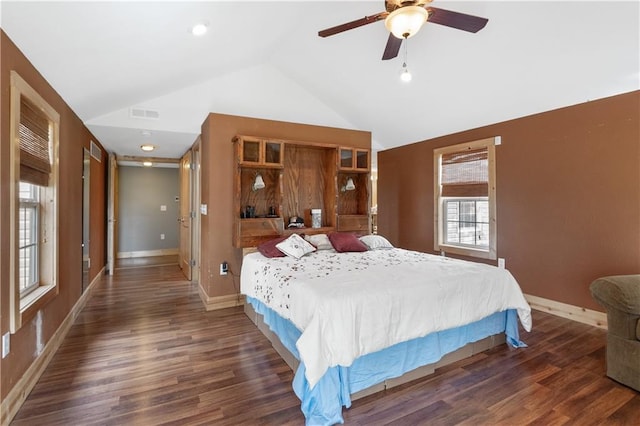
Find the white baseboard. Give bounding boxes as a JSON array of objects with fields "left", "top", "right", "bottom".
[
  {"left": 525, "top": 293, "right": 607, "bottom": 330},
  {"left": 1, "top": 266, "right": 105, "bottom": 426},
  {"left": 117, "top": 248, "right": 178, "bottom": 259}
]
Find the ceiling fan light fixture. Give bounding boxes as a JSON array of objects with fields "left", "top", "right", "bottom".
[
  {"left": 400, "top": 65, "right": 412, "bottom": 82},
  {"left": 385, "top": 6, "right": 428, "bottom": 39}
]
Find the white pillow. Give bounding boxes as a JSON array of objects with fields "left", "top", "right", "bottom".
[
  {"left": 304, "top": 233, "right": 334, "bottom": 251},
  {"left": 276, "top": 233, "right": 317, "bottom": 259},
  {"left": 359, "top": 234, "right": 394, "bottom": 250}
]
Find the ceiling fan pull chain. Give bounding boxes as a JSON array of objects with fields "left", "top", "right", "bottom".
[
  {"left": 404, "top": 36, "right": 408, "bottom": 64},
  {"left": 401, "top": 37, "right": 412, "bottom": 82}
]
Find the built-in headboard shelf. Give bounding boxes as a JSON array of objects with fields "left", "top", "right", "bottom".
[{"left": 233, "top": 135, "right": 371, "bottom": 247}]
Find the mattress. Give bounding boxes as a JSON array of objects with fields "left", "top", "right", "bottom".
[{"left": 241, "top": 248, "right": 532, "bottom": 388}]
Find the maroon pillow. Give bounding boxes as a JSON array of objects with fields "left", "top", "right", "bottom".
[
  {"left": 328, "top": 232, "right": 368, "bottom": 253},
  {"left": 257, "top": 236, "right": 288, "bottom": 258}
]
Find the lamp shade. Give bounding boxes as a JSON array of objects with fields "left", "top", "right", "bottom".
[
  {"left": 252, "top": 173, "right": 265, "bottom": 191},
  {"left": 384, "top": 6, "right": 428, "bottom": 39},
  {"left": 345, "top": 177, "right": 356, "bottom": 191}
]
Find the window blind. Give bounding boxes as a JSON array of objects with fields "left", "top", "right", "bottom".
[
  {"left": 441, "top": 147, "right": 488, "bottom": 197},
  {"left": 19, "top": 95, "right": 51, "bottom": 186}
]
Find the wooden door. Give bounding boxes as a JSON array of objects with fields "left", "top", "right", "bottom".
[
  {"left": 191, "top": 138, "right": 201, "bottom": 283},
  {"left": 107, "top": 153, "right": 118, "bottom": 275},
  {"left": 82, "top": 148, "right": 90, "bottom": 289},
  {"left": 179, "top": 150, "right": 192, "bottom": 280}
]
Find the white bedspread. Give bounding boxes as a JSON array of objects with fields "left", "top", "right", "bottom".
[{"left": 241, "top": 248, "right": 532, "bottom": 388}]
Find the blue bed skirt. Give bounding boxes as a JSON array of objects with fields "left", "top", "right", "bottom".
[{"left": 247, "top": 297, "right": 525, "bottom": 426}]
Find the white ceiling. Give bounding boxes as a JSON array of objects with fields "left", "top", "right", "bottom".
[{"left": 1, "top": 1, "right": 638, "bottom": 163}]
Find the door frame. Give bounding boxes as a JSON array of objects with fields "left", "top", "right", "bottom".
[
  {"left": 179, "top": 150, "right": 193, "bottom": 280},
  {"left": 107, "top": 153, "right": 118, "bottom": 274},
  {"left": 191, "top": 137, "right": 201, "bottom": 283}
]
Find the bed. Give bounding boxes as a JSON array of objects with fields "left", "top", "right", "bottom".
[{"left": 240, "top": 234, "right": 532, "bottom": 425}]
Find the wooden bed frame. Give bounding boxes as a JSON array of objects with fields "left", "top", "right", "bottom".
[{"left": 244, "top": 302, "right": 506, "bottom": 400}]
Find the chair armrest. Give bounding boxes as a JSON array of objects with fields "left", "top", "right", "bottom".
[{"left": 590, "top": 275, "right": 640, "bottom": 315}]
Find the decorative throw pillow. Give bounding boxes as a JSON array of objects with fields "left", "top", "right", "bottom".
[
  {"left": 305, "top": 233, "right": 334, "bottom": 251},
  {"left": 328, "top": 232, "right": 368, "bottom": 253},
  {"left": 359, "top": 234, "right": 394, "bottom": 250},
  {"left": 257, "top": 236, "right": 288, "bottom": 258},
  {"left": 276, "top": 233, "right": 317, "bottom": 259}
]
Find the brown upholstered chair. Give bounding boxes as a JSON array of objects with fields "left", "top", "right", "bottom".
[{"left": 590, "top": 275, "right": 640, "bottom": 392}]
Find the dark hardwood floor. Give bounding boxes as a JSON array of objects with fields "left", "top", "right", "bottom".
[{"left": 11, "top": 261, "right": 639, "bottom": 425}]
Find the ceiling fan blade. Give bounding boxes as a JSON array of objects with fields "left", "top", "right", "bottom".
[
  {"left": 426, "top": 7, "right": 488, "bottom": 33},
  {"left": 382, "top": 34, "right": 402, "bottom": 60},
  {"left": 318, "top": 11, "right": 388, "bottom": 37}
]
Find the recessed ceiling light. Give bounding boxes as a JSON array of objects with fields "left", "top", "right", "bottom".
[
  {"left": 140, "top": 144, "right": 155, "bottom": 152},
  {"left": 191, "top": 22, "right": 208, "bottom": 36},
  {"left": 143, "top": 161, "right": 153, "bottom": 167}
]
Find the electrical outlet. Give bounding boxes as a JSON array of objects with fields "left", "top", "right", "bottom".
[
  {"left": 160, "top": 233, "right": 165, "bottom": 240},
  {"left": 220, "top": 261, "right": 228, "bottom": 276},
  {"left": 498, "top": 258, "right": 506, "bottom": 269},
  {"left": 2, "top": 332, "right": 10, "bottom": 358}
]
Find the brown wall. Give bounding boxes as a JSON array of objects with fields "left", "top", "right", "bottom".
[
  {"left": 1, "top": 31, "right": 108, "bottom": 403},
  {"left": 378, "top": 91, "right": 640, "bottom": 312},
  {"left": 200, "top": 113, "right": 371, "bottom": 298}
]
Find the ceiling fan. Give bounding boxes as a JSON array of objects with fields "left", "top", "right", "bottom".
[{"left": 318, "top": 0, "right": 488, "bottom": 60}]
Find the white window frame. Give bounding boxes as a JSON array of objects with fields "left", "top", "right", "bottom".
[
  {"left": 434, "top": 137, "right": 497, "bottom": 260},
  {"left": 442, "top": 198, "right": 490, "bottom": 248},
  {"left": 19, "top": 182, "right": 40, "bottom": 296},
  {"left": 9, "top": 71, "right": 60, "bottom": 333}
]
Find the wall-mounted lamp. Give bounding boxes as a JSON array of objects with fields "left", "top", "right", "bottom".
[
  {"left": 252, "top": 173, "right": 265, "bottom": 191},
  {"left": 341, "top": 177, "right": 356, "bottom": 192}
]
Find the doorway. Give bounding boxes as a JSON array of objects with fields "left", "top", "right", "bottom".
[
  {"left": 178, "top": 139, "right": 201, "bottom": 282},
  {"left": 107, "top": 153, "right": 118, "bottom": 275},
  {"left": 179, "top": 151, "right": 193, "bottom": 280},
  {"left": 82, "top": 148, "right": 90, "bottom": 291}
]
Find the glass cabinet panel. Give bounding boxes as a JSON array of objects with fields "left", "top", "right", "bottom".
[
  {"left": 265, "top": 141, "right": 282, "bottom": 165},
  {"left": 339, "top": 148, "right": 369, "bottom": 170},
  {"left": 340, "top": 148, "right": 353, "bottom": 169},
  {"left": 356, "top": 150, "right": 368, "bottom": 169},
  {"left": 242, "top": 139, "right": 260, "bottom": 163}
]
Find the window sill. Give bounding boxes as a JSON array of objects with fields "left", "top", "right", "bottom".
[
  {"left": 438, "top": 244, "right": 496, "bottom": 260},
  {"left": 19, "top": 283, "right": 57, "bottom": 324}
]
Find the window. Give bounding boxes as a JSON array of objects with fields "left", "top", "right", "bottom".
[
  {"left": 434, "top": 137, "right": 498, "bottom": 260},
  {"left": 443, "top": 199, "right": 489, "bottom": 247},
  {"left": 19, "top": 182, "right": 40, "bottom": 297},
  {"left": 9, "top": 71, "right": 59, "bottom": 333}
]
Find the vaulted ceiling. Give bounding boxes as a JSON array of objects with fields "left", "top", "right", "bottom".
[{"left": 2, "top": 1, "right": 638, "bottom": 163}]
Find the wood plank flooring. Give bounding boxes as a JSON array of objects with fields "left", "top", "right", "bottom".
[{"left": 11, "top": 260, "right": 639, "bottom": 425}]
